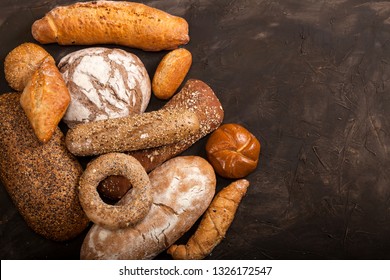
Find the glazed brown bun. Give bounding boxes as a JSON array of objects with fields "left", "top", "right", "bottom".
[{"left": 206, "top": 123, "right": 260, "bottom": 178}]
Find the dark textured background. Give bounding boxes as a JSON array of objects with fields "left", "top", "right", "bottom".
[{"left": 1, "top": 0, "right": 390, "bottom": 260}]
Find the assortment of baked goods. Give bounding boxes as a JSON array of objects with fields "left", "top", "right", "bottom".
[
  {"left": 0, "top": 1, "right": 261, "bottom": 259},
  {"left": 80, "top": 156, "right": 217, "bottom": 260}
]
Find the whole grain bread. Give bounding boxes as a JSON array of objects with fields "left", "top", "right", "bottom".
[{"left": 0, "top": 93, "right": 89, "bottom": 241}]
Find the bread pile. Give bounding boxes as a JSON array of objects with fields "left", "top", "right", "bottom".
[{"left": 0, "top": 1, "right": 261, "bottom": 259}]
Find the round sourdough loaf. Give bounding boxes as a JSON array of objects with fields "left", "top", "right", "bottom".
[{"left": 58, "top": 47, "right": 151, "bottom": 127}]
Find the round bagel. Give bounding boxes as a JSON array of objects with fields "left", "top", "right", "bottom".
[{"left": 78, "top": 153, "right": 152, "bottom": 230}]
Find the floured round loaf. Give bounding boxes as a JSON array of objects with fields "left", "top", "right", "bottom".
[
  {"left": 58, "top": 47, "right": 151, "bottom": 127},
  {"left": 80, "top": 156, "right": 216, "bottom": 260}
]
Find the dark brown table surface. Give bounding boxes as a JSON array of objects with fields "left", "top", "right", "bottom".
[{"left": 1, "top": 0, "right": 390, "bottom": 260}]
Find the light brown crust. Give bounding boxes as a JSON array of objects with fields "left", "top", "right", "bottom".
[
  {"left": 31, "top": 1, "right": 190, "bottom": 51},
  {"left": 128, "top": 79, "right": 224, "bottom": 172},
  {"left": 80, "top": 156, "right": 216, "bottom": 260},
  {"left": 152, "top": 48, "right": 192, "bottom": 99},
  {"left": 4, "top": 42, "right": 53, "bottom": 91},
  {"left": 79, "top": 153, "right": 152, "bottom": 230},
  {"left": 0, "top": 93, "right": 89, "bottom": 241},
  {"left": 167, "top": 179, "right": 250, "bottom": 259},
  {"left": 65, "top": 108, "right": 200, "bottom": 156},
  {"left": 20, "top": 57, "right": 71, "bottom": 143}
]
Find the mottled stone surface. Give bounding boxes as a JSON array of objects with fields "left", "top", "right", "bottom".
[{"left": 1, "top": 0, "right": 390, "bottom": 259}]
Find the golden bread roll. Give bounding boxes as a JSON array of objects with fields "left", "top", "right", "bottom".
[
  {"left": 4, "top": 42, "right": 53, "bottom": 91},
  {"left": 20, "top": 57, "right": 71, "bottom": 143},
  {"left": 152, "top": 48, "right": 192, "bottom": 99}
]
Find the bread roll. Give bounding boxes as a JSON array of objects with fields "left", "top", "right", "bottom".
[
  {"left": 32, "top": 1, "right": 189, "bottom": 51},
  {"left": 4, "top": 42, "right": 53, "bottom": 91},
  {"left": 58, "top": 47, "right": 151, "bottom": 127},
  {"left": 20, "top": 57, "right": 71, "bottom": 143},
  {"left": 206, "top": 124, "right": 261, "bottom": 178},
  {"left": 80, "top": 156, "right": 216, "bottom": 259},
  {"left": 152, "top": 48, "right": 192, "bottom": 100},
  {"left": 0, "top": 93, "right": 89, "bottom": 241},
  {"left": 128, "top": 79, "right": 224, "bottom": 172}
]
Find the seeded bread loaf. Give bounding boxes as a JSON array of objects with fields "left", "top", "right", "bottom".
[
  {"left": 65, "top": 108, "right": 200, "bottom": 156},
  {"left": 0, "top": 93, "right": 89, "bottom": 241}
]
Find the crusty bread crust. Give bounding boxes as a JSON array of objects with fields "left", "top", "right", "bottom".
[
  {"left": 0, "top": 93, "right": 89, "bottom": 241},
  {"left": 32, "top": 1, "right": 189, "bottom": 51},
  {"left": 80, "top": 156, "right": 216, "bottom": 260}
]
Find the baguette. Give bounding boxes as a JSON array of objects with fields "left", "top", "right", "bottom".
[
  {"left": 65, "top": 108, "right": 200, "bottom": 156},
  {"left": 80, "top": 156, "right": 216, "bottom": 259},
  {"left": 167, "top": 179, "right": 249, "bottom": 259},
  {"left": 128, "top": 79, "right": 224, "bottom": 172},
  {"left": 0, "top": 93, "right": 89, "bottom": 241},
  {"left": 32, "top": 1, "right": 189, "bottom": 51}
]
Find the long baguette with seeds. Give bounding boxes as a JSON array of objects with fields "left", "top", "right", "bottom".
[{"left": 65, "top": 108, "right": 200, "bottom": 156}]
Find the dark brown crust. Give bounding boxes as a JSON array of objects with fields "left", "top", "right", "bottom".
[
  {"left": 128, "top": 79, "right": 224, "bottom": 172},
  {"left": 31, "top": 1, "right": 189, "bottom": 51},
  {"left": 0, "top": 93, "right": 89, "bottom": 241}
]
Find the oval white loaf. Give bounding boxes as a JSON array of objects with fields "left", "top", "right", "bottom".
[
  {"left": 80, "top": 156, "right": 216, "bottom": 259},
  {"left": 58, "top": 47, "right": 151, "bottom": 127}
]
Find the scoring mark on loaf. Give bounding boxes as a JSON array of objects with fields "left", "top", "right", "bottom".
[{"left": 59, "top": 47, "right": 151, "bottom": 125}]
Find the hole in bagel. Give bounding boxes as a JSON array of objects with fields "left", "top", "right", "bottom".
[{"left": 97, "top": 175, "right": 133, "bottom": 205}]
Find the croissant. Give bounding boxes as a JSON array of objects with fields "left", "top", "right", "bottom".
[{"left": 167, "top": 179, "right": 249, "bottom": 259}]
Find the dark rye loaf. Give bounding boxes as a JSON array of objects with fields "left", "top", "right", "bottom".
[{"left": 0, "top": 93, "right": 89, "bottom": 241}]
